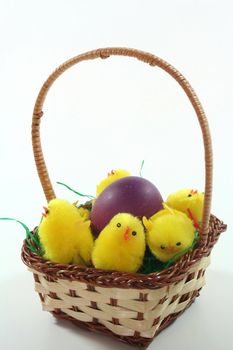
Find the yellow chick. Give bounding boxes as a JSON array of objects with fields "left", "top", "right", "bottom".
[
  {"left": 92, "top": 213, "right": 146, "bottom": 273},
  {"left": 165, "top": 189, "right": 204, "bottom": 225},
  {"left": 96, "top": 169, "right": 131, "bottom": 197},
  {"left": 38, "top": 199, "right": 94, "bottom": 265},
  {"left": 143, "top": 207, "right": 196, "bottom": 263}
]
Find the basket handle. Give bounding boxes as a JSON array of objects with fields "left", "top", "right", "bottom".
[{"left": 32, "top": 47, "right": 212, "bottom": 245}]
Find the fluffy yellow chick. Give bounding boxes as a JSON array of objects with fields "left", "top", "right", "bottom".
[
  {"left": 143, "top": 207, "right": 196, "bottom": 263},
  {"left": 96, "top": 169, "right": 131, "bottom": 197},
  {"left": 92, "top": 213, "right": 145, "bottom": 273},
  {"left": 38, "top": 199, "right": 94, "bottom": 265},
  {"left": 165, "top": 189, "right": 204, "bottom": 225}
]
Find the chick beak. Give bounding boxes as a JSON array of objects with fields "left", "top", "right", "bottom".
[
  {"left": 123, "top": 227, "right": 130, "bottom": 241},
  {"left": 42, "top": 206, "right": 48, "bottom": 218},
  {"left": 191, "top": 189, "right": 198, "bottom": 196},
  {"left": 167, "top": 246, "right": 176, "bottom": 254}
]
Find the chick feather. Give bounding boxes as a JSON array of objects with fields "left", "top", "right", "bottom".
[
  {"left": 96, "top": 169, "right": 131, "bottom": 197},
  {"left": 38, "top": 199, "right": 94, "bottom": 265},
  {"left": 143, "top": 207, "right": 196, "bottom": 263},
  {"left": 92, "top": 213, "right": 145, "bottom": 273},
  {"left": 165, "top": 189, "right": 204, "bottom": 223}
]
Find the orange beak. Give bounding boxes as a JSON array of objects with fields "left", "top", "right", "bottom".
[
  {"left": 167, "top": 246, "right": 176, "bottom": 253},
  {"left": 42, "top": 206, "right": 48, "bottom": 218},
  {"left": 191, "top": 189, "right": 198, "bottom": 195},
  {"left": 123, "top": 227, "right": 130, "bottom": 241}
]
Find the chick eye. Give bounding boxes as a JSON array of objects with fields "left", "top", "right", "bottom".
[
  {"left": 132, "top": 231, "right": 137, "bottom": 236},
  {"left": 188, "top": 194, "right": 192, "bottom": 197},
  {"left": 176, "top": 242, "right": 181, "bottom": 246},
  {"left": 117, "top": 223, "right": 121, "bottom": 228},
  {"left": 46, "top": 209, "right": 49, "bottom": 214},
  {"left": 160, "top": 245, "right": 166, "bottom": 250}
]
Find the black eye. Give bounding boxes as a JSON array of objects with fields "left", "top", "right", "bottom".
[
  {"left": 188, "top": 194, "right": 192, "bottom": 197},
  {"left": 46, "top": 209, "right": 49, "bottom": 214},
  {"left": 117, "top": 223, "right": 121, "bottom": 228},
  {"left": 176, "top": 242, "right": 181, "bottom": 246},
  {"left": 160, "top": 245, "right": 166, "bottom": 250},
  {"left": 132, "top": 231, "right": 137, "bottom": 236}
]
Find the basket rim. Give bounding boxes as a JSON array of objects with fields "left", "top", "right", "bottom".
[{"left": 21, "top": 214, "right": 226, "bottom": 290}]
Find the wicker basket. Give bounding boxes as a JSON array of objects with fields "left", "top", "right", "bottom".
[{"left": 22, "top": 48, "right": 226, "bottom": 347}]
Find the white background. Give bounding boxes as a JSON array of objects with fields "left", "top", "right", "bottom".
[{"left": 0, "top": 0, "right": 232, "bottom": 349}]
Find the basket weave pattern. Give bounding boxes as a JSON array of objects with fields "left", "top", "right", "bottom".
[
  {"left": 22, "top": 215, "right": 226, "bottom": 346},
  {"left": 22, "top": 48, "right": 227, "bottom": 347},
  {"left": 30, "top": 257, "right": 209, "bottom": 338}
]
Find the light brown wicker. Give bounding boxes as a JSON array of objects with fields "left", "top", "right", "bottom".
[{"left": 22, "top": 48, "right": 227, "bottom": 347}]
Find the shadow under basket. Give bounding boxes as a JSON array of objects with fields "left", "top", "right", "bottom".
[
  {"left": 22, "top": 215, "right": 226, "bottom": 347},
  {"left": 23, "top": 47, "right": 227, "bottom": 347}
]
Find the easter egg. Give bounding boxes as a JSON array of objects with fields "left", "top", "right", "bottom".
[{"left": 91, "top": 176, "right": 163, "bottom": 233}]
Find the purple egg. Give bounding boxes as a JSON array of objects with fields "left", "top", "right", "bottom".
[{"left": 91, "top": 176, "right": 163, "bottom": 233}]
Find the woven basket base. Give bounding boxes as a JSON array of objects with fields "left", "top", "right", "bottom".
[
  {"left": 52, "top": 298, "right": 196, "bottom": 348},
  {"left": 22, "top": 215, "right": 226, "bottom": 347},
  {"left": 30, "top": 256, "right": 208, "bottom": 343},
  {"left": 30, "top": 259, "right": 206, "bottom": 347}
]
